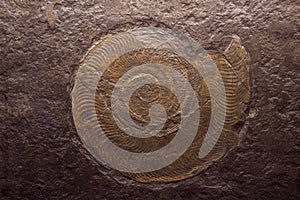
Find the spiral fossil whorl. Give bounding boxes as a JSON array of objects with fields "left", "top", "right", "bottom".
[{"left": 72, "top": 27, "right": 250, "bottom": 182}]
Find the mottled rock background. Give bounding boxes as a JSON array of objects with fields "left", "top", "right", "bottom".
[{"left": 1, "top": 0, "right": 299, "bottom": 199}]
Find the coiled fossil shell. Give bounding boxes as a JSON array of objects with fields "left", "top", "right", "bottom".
[{"left": 71, "top": 28, "right": 250, "bottom": 183}]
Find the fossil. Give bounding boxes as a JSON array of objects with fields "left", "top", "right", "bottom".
[{"left": 71, "top": 28, "right": 250, "bottom": 183}]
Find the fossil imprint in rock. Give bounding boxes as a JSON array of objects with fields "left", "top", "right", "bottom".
[{"left": 71, "top": 28, "right": 250, "bottom": 182}]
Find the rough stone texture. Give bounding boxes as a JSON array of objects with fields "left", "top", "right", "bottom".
[{"left": 0, "top": 0, "right": 299, "bottom": 199}]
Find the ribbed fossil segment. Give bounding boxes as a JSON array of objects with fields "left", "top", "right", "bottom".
[{"left": 71, "top": 28, "right": 250, "bottom": 183}]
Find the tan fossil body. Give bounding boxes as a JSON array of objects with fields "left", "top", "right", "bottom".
[{"left": 71, "top": 28, "right": 250, "bottom": 183}]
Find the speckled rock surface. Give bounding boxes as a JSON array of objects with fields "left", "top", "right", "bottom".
[{"left": 1, "top": 0, "right": 299, "bottom": 199}]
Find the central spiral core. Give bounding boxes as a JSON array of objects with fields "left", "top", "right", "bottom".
[{"left": 95, "top": 48, "right": 204, "bottom": 154}]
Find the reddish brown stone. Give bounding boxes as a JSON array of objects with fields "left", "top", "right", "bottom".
[{"left": 1, "top": 0, "right": 299, "bottom": 199}]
